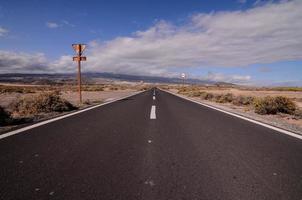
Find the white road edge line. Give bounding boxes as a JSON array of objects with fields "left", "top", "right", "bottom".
[
  {"left": 161, "top": 89, "right": 302, "bottom": 140},
  {"left": 150, "top": 105, "right": 156, "bottom": 119},
  {"left": 0, "top": 91, "right": 144, "bottom": 140}
]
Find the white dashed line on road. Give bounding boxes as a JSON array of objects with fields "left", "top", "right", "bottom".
[
  {"left": 150, "top": 105, "right": 156, "bottom": 119},
  {"left": 153, "top": 96, "right": 156, "bottom": 100}
]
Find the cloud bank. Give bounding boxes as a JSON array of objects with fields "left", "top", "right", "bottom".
[{"left": 1, "top": 0, "right": 302, "bottom": 83}]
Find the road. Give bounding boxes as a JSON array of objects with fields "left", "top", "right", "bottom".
[{"left": 0, "top": 88, "right": 302, "bottom": 200}]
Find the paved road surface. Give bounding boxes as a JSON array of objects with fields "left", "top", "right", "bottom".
[{"left": 0, "top": 89, "right": 301, "bottom": 200}]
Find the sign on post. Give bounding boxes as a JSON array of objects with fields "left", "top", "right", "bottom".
[
  {"left": 72, "top": 44, "right": 87, "bottom": 104},
  {"left": 181, "top": 73, "right": 186, "bottom": 86}
]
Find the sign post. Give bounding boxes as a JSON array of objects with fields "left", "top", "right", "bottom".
[
  {"left": 181, "top": 73, "right": 186, "bottom": 87},
  {"left": 72, "top": 44, "right": 87, "bottom": 104}
]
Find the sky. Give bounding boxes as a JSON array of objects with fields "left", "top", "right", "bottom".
[{"left": 0, "top": 0, "right": 302, "bottom": 86}]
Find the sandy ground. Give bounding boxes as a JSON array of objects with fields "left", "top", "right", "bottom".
[
  {"left": 201, "top": 88, "right": 302, "bottom": 108},
  {"left": 168, "top": 89, "right": 302, "bottom": 134},
  {"left": 170, "top": 88, "right": 302, "bottom": 108},
  {"left": 0, "top": 89, "right": 137, "bottom": 109},
  {"left": 61, "top": 89, "right": 137, "bottom": 105}
]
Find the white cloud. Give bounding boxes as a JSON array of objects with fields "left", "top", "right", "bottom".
[
  {"left": 0, "top": 26, "right": 8, "bottom": 36},
  {"left": 205, "top": 72, "right": 251, "bottom": 83},
  {"left": 1, "top": 0, "right": 302, "bottom": 84},
  {"left": 46, "top": 22, "right": 59, "bottom": 29},
  {"left": 82, "top": 0, "right": 302, "bottom": 76},
  {"left": 0, "top": 51, "right": 49, "bottom": 73}
]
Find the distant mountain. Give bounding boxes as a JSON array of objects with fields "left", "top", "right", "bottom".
[{"left": 0, "top": 72, "right": 230, "bottom": 85}]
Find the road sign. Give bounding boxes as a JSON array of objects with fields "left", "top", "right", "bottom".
[
  {"left": 72, "top": 44, "right": 87, "bottom": 104},
  {"left": 72, "top": 44, "right": 86, "bottom": 54},
  {"left": 73, "top": 56, "right": 87, "bottom": 61},
  {"left": 181, "top": 73, "right": 186, "bottom": 86}
]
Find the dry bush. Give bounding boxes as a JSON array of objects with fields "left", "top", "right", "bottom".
[
  {"left": 254, "top": 97, "right": 277, "bottom": 114},
  {"left": 215, "top": 93, "right": 234, "bottom": 103},
  {"left": 108, "top": 86, "right": 119, "bottom": 90},
  {"left": 253, "top": 96, "right": 296, "bottom": 115},
  {"left": 177, "top": 87, "right": 189, "bottom": 94},
  {"left": 274, "top": 96, "right": 296, "bottom": 114},
  {"left": 0, "top": 85, "right": 35, "bottom": 94},
  {"left": 0, "top": 106, "right": 10, "bottom": 125},
  {"left": 188, "top": 91, "right": 205, "bottom": 97},
  {"left": 270, "top": 87, "right": 302, "bottom": 92},
  {"left": 294, "top": 109, "right": 302, "bottom": 119},
  {"left": 10, "top": 92, "right": 77, "bottom": 117},
  {"left": 232, "top": 96, "right": 255, "bottom": 106},
  {"left": 82, "top": 85, "right": 105, "bottom": 91},
  {"left": 201, "top": 92, "right": 215, "bottom": 100},
  {"left": 177, "top": 86, "right": 200, "bottom": 95}
]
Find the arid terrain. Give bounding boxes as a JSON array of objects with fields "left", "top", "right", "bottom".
[
  {"left": 2, "top": 82, "right": 302, "bottom": 134},
  {"left": 0, "top": 82, "right": 150, "bottom": 133}
]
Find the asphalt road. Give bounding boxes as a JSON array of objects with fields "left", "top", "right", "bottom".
[{"left": 0, "top": 88, "right": 302, "bottom": 200}]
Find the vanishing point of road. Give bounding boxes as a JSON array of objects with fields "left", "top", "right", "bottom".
[{"left": 0, "top": 88, "right": 301, "bottom": 200}]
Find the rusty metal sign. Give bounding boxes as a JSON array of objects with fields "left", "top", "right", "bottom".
[
  {"left": 72, "top": 44, "right": 86, "bottom": 54},
  {"left": 73, "top": 56, "right": 87, "bottom": 61}
]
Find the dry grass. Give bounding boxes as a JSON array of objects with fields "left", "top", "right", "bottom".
[
  {"left": 173, "top": 85, "right": 301, "bottom": 116},
  {"left": 10, "top": 92, "right": 77, "bottom": 117},
  {"left": 173, "top": 85, "right": 302, "bottom": 108},
  {"left": 254, "top": 96, "right": 297, "bottom": 115}
]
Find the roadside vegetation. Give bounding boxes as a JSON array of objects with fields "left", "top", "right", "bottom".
[
  {"left": 0, "top": 92, "right": 77, "bottom": 128},
  {"left": 176, "top": 86, "right": 302, "bottom": 118},
  {"left": 0, "top": 82, "right": 147, "bottom": 130},
  {"left": 10, "top": 92, "right": 77, "bottom": 117},
  {"left": 0, "top": 83, "right": 150, "bottom": 94}
]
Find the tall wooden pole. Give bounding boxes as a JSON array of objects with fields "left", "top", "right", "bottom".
[
  {"left": 72, "top": 44, "right": 86, "bottom": 105},
  {"left": 77, "top": 54, "right": 82, "bottom": 104}
]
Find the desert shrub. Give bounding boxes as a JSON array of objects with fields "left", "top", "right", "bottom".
[
  {"left": 107, "top": 85, "right": 121, "bottom": 91},
  {"left": 177, "top": 86, "right": 201, "bottom": 95},
  {"left": 215, "top": 93, "right": 234, "bottom": 103},
  {"left": 274, "top": 96, "right": 296, "bottom": 114},
  {"left": 232, "top": 95, "right": 255, "bottom": 106},
  {"left": 201, "top": 92, "right": 215, "bottom": 100},
  {"left": 272, "top": 87, "right": 302, "bottom": 92},
  {"left": 0, "top": 106, "right": 10, "bottom": 125},
  {"left": 83, "top": 86, "right": 104, "bottom": 91},
  {"left": 253, "top": 96, "right": 296, "bottom": 115},
  {"left": 294, "top": 109, "right": 302, "bottom": 119},
  {"left": 189, "top": 91, "right": 205, "bottom": 97},
  {"left": 177, "top": 87, "right": 189, "bottom": 94},
  {"left": 254, "top": 97, "right": 278, "bottom": 115},
  {"left": 0, "top": 85, "right": 37, "bottom": 94},
  {"left": 10, "top": 92, "right": 77, "bottom": 116}
]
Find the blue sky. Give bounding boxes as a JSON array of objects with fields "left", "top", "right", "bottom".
[{"left": 0, "top": 0, "right": 302, "bottom": 86}]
